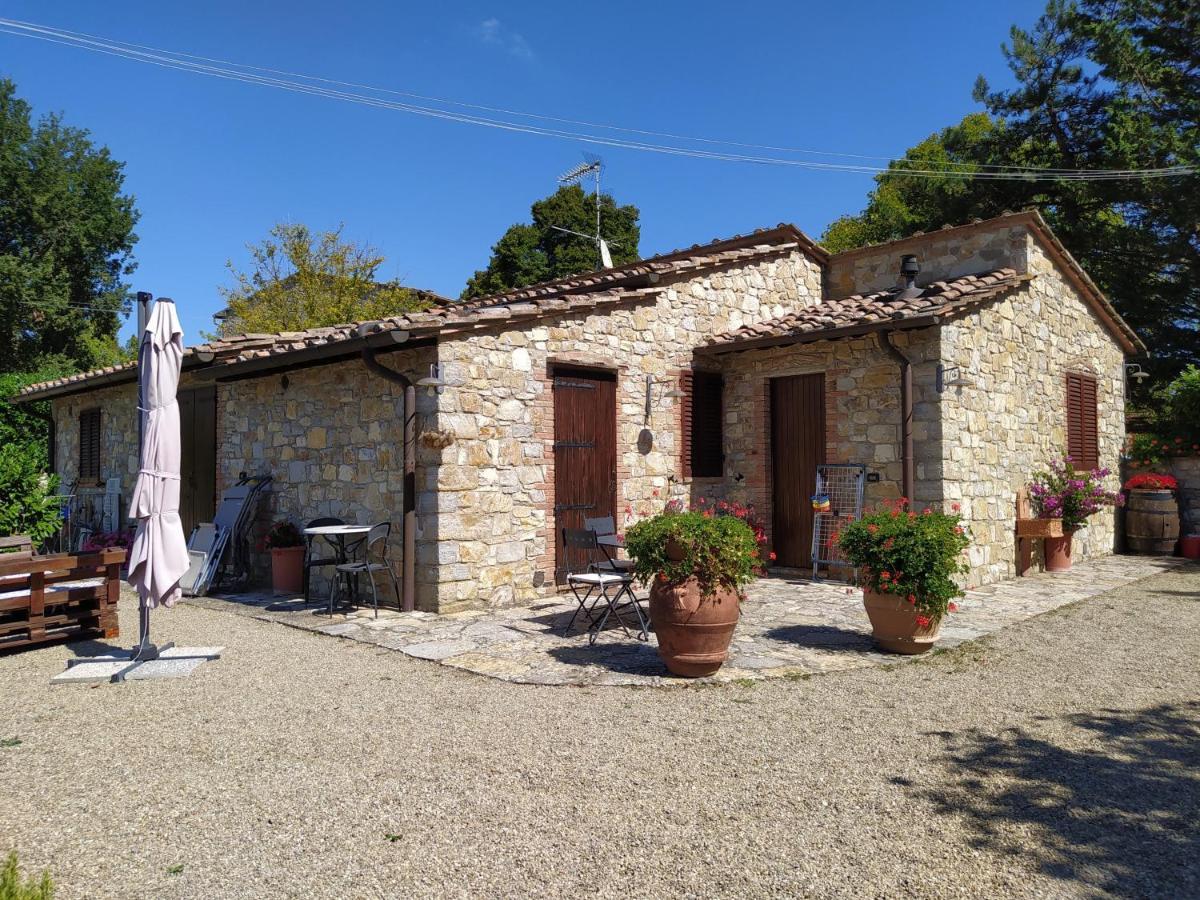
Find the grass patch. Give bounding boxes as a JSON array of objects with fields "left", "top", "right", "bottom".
[
  {"left": 384, "top": 833, "right": 402, "bottom": 843},
  {"left": 165, "top": 864, "right": 184, "bottom": 876},
  {"left": 0, "top": 737, "right": 21, "bottom": 749},
  {"left": 0, "top": 852, "right": 53, "bottom": 900}
]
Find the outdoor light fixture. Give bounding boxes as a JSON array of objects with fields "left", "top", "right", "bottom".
[
  {"left": 417, "top": 363, "right": 445, "bottom": 395},
  {"left": 644, "top": 374, "right": 685, "bottom": 423},
  {"left": 936, "top": 364, "right": 974, "bottom": 393},
  {"left": 1125, "top": 363, "right": 1150, "bottom": 385}
]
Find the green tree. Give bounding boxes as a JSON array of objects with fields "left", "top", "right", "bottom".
[
  {"left": 0, "top": 78, "right": 139, "bottom": 374},
  {"left": 217, "top": 223, "right": 430, "bottom": 336},
  {"left": 821, "top": 0, "right": 1199, "bottom": 381},
  {"left": 461, "top": 185, "right": 640, "bottom": 299}
]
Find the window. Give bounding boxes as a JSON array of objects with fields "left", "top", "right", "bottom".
[
  {"left": 681, "top": 370, "right": 724, "bottom": 478},
  {"left": 79, "top": 408, "right": 102, "bottom": 484},
  {"left": 1066, "top": 373, "right": 1099, "bottom": 471}
]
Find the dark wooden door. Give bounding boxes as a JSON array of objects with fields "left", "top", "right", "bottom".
[
  {"left": 553, "top": 368, "right": 617, "bottom": 583},
  {"left": 179, "top": 386, "right": 217, "bottom": 537},
  {"left": 771, "top": 374, "right": 825, "bottom": 568}
]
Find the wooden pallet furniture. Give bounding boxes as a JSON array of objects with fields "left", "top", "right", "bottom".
[
  {"left": 1015, "top": 488, "right": 1064, "bottom": 576},
  {"left": 0, "top": 543, "right": 124, "bottom": 652}
]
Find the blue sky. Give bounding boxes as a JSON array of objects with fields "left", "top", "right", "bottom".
[{"left": 0, "top": 0, "right": 1047, "bottom": 345}]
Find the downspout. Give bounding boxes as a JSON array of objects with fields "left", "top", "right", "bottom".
[
  {"left": 360, "top": 335, "right": 417, "bottom": 612},
  {"left": 878, "top": 330, "right": 915, "bottom": 505}
]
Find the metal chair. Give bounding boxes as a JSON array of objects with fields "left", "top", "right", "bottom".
[
  {"left": 329, "top": 522, "right": 398, "bottom": 618},
  {"left": 303, "top": 517, "right": 344, "bottom": 604},
  {"left": 561, "top": 528, "right": 647, "bottom": 644},
  {"left": 584, "top": 515, "right": 635, "bottom": 574}
]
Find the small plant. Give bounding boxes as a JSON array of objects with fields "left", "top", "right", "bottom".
[
  {"left": 1028, "top": 457, "right": 1123, "bottom": 532},
  {"left": 81, "top": 530, "right": 134, "bottom": 553},
  {"left": 0, "top": 852, "right": 53, "bottom": 900},
  {"left": 0, "top": 737, "right": 21, "bottom": 748},
  {"left": 1123, "top": 473, "right": 1178, "bottom": 492},
  {"left": 837, "top": 499, "right": 970, "bottom": 627},
  {"left": 260, "top": 520, "right": 303, "bottom": 550},
  {"left": 165, "top": 864, "right": 184, "bottom": 876},
  {"left": 624, "top": 510, "right": 760, "bottom": 598}
]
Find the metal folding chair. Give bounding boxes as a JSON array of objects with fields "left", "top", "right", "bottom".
[
  {"left": 329, "top": 522, "right": 399, "bottom": 618},
  {"left": 583, "top": 515, "right": 635, "bottom": 574},
  {"left": 561, "top": 528, "right": 648, "bottom": 644}
]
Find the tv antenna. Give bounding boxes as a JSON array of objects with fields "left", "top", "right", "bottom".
[{"left": 555, "top": 155, "right": 611, "bottom": 268}]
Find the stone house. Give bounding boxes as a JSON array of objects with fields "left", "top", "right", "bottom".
[{"left": 18, "top": 210, "right": 1142, "bottom": 612}]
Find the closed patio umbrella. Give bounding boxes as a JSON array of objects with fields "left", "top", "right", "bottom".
[{"left": 126, "top": 298, "right": 188, "bottom": 623}]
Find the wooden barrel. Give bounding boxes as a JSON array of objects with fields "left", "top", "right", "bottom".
[{"left": 1124, "top": 489, "right": 1180, "bottom": 555}]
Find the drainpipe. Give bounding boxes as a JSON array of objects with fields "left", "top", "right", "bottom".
[
  {"left": 878, "top": 331, "right": 915, "bottom": 504},
  {"left": 359, "top": 335, "right": 417, "bottom": 612}
]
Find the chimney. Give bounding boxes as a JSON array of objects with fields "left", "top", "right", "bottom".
[{"left": 896, "top": 254, "right": 922, "bottom": 299}]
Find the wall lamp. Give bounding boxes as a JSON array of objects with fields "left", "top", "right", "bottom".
[
  {"left": 644, "top": 374, "right": 685, "bottom": 423},
  {"left": 935, "top": 364, "right": 974, "bottom": 394},
  {"left": 1124, "top": 363, "right": 1150, "bottom": 385},
  {"left": 417, "top": 363, "right": 445, "bottom": 395}
]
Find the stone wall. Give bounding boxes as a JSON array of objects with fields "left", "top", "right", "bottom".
[
  {"left": 938, "top": 235, "right": 1127, "bottom": 584},
  {"left": 216, "top": 351, "right": 432, "bottom": 592},
  {"left": 1170, "top": 456, "right": 1200, "bottom": 537},
  {"left": 828, "top": 221, "right": 1032, "bottom": 298},
  {"left": 712, "top": 329, "right": 943, "bottom": 539},
  {"left": 52, "top": 383, "right": 140, "bottom": 534},
  {"left": 423, "top": 249, "right": 825, "bottom": 612}
]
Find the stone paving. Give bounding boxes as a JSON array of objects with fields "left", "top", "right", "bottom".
[{"left": 188, "top": 554, "right": 1185, "bottom": 687}]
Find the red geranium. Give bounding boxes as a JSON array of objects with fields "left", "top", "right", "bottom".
[{"left": 1122, "top": 472, "right": 1178, "bottom": 491}]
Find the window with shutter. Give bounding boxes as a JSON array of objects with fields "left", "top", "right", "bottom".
[
  {"left": 681, "top": 370, "right": 724, "bottom": 478},
  {"left": 1065, "top": 373, "right": 1099, "bottom": 471},
  {"left": 79, "top": 408, "right": 102, "bottom": 484}
]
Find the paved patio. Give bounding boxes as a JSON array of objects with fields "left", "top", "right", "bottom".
[{"left": 188, "top": 554, "right": 1183, "bottom": 687}]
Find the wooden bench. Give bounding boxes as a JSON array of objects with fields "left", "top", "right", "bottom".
[{"left": 0, "top": 538, "right": 124, "bottom": 652}]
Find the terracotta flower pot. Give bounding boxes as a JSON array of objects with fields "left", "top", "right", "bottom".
[
  {"left": 1180, "top": 535, "right": 1200, "bottom": 560},
  {"left": 270, "top": 545, "right": 305, "bottom": 593},
  {"left": 649, "top": 576, "right": 740, "bottom": 677},
  {"left": 1044, "top": 533, "right": 1073, "bottom": 572},
  {"left": 862, "top": 589, "right": 941, "bottom": 655}
]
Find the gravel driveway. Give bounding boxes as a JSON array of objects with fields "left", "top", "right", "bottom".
[{"left": 1, "top": 564, "right": 1197, "bottom": 899}]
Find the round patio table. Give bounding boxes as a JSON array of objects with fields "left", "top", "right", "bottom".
[{"left": 303, "top": 524, "right": 372, "bottom": 609}]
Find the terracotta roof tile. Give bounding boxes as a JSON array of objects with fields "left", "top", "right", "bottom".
[{"left": 704, "top": 269, "right": 1030, "bottom": 351}]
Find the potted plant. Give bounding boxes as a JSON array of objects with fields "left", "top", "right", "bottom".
[
  {"left": 1028, "top": 458, "right": 1123, "bottom": 571},
  {"left": 1122, "top": 472, "right": 1181, "bottom": 556},
  {"left": 262, "top": 520, "right": 305, "bottom": 593},
  {"left": 624, "top": 503, "right": 761, "bottom": 677},
  {"left": 837, "top": 499, "right": 970, "bottom": 654}
]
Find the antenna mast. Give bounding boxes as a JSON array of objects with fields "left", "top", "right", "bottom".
[{"left": 556, "top": 156, "right": 607, "bottom": 267}]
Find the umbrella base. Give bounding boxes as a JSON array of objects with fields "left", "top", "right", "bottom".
[{"left": 56, "top": 645, "right": 222, "bottom": 684}]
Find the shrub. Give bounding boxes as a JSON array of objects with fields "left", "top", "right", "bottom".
[
  {"left": 837, "top": 499, "right": 970, "bottom": 626},
  {"left": 261, "top": 520, "right": 304, "bottom": 550},
  {"left": 624, "top": 510, "right": 760, "bottom": 598},
  {"left": 0, "top": 852, "right": 53, "bottom": 900},
  {"left": 1028, "top": 457, "right": 1123, "bottom": 532},
  {"left": 1159, "top": 364, "right": 1200, "bottom": 441},
  {"left": 81, "top": 530, "right": 135, "bottom": 553},
  {"left": 0, "top": 445, "right": 62, "bottom": 543}
]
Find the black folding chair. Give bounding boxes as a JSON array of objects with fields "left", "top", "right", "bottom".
[
  {"left": 561, "top": 528, "right": 648, "bottom": 644},
  {"left": 302, "top": 517, "right": 344, "bottom": 604},
  {"left": 584, "top": 515, "right": 635, "bottom": 574},
  {"left": 329, "top": 522, "right": 399, "bottom": 618}
]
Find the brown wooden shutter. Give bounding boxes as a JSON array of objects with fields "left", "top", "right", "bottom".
[
  {"left": 79, "top": 408, "right": 102, "bottom": 484},
  {"left": 691, "top": 372, "right": 725, "bottom": 477},
  {"left": 680, "top": 370, "right": 695, "bottom": 478},
  {"left": 1066, "top": 373, "right": 1099, "bottom": 471}
]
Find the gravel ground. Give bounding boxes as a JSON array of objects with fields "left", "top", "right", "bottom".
[{"left": 1, "top": 564, "right": 1197, "bottom": 900}]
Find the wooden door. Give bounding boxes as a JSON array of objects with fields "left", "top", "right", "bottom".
[
  {"left": 179, "top": 386, "right": 217, "bottom": 537},
  {"left": 553, "top": 368, "right": 617, "bottom": 583},
  {"left": 771, "top": 374, "right": 825, "bottom": 568}
]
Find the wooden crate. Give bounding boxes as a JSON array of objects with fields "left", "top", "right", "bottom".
[{"left": 0, "top": 548, "right": 124, "bottom": 652}]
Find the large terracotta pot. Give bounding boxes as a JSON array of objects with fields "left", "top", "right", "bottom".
[
  {"left": 271, "top": 545, "right": 305, "bottom": 593},
  {"left": 649, "top": 577, "right": 740, "bottom": 677},
  {"left": 862, "top": 589, "right": 941, "bottom": 655},
  {"left": 1044, "top": 533, "right": 1073, "bottom": 572}
]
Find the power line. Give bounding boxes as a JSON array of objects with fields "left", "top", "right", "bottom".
[{"left": 0, "top": 17, "right": 1194, "bottom": 182}]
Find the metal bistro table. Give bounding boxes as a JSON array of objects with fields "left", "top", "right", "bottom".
[{"left": 303, "top": 523, "right": 372, "bottom": 610}]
